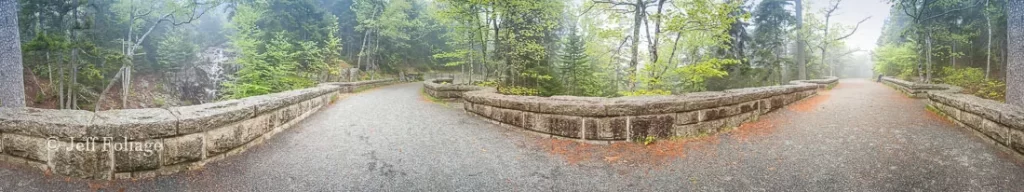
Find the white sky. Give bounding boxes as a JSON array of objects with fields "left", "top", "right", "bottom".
[{"left": 805, "top": 0, "right": 892, "bottom": 51}]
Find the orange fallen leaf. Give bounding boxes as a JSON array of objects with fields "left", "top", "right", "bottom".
[{"left": 604, "top": 155, "right": 621, "bottom": 162}]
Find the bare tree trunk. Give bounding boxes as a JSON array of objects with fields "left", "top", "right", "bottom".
[
  {"left": 795, "top": 0, "right": 807, "bottom": 80},
  {"left": 71, "top": 0, "right": 79, "bottom": 109},
  {"left": 123, "top": 2, "right": 134, "bottom": 109},
  {"left": 469, "top": 39, "right": 474, "bottom": 83},
  {"left": 356, "top": 29, "right": 370, "bottom": 72},
  {"left": 0, "top": 0, "right": 25, "bottom": 107},
  {"left": 952, "top": 38, "right": 957, "bottom": 68},
  {"left": 627, "top": 0, "right": 643, "bottom": 91},
  {"left": 986, "top": 1, "right": 993, "bottom": 79},
  {"left": 46, "top": 52, "right": 51, "bottom": 91},
  {"left": 67, "top": 49, "right": 73, "bottom": 109},
  {"left": 822, "top": 9, "right": 830, "bottom": 77},
  {"left": 58, "top": 53, "right": 64, "bottom": 109},
  {"left": 371, "top": 31, "right": 380, "bottom": 80},
  {"left": 95, "top": 66, "right": 124, "bottom": 111},
  {"left": 916, "top": 34, "right": 925, "bottom": 81},
  {"left": 122, "top": 64, "right": 130, "bottom": 108},
  {"left": 926, "top": 31, "right": 933, "bottom": 83},
  {"left": 491, "top": 1, "right": 501, "bottom": 82},
  {"left": 481, "top": 10, "right": 492, "bottom": 82},
  {"left": 1008, "top": 0, "right": 1024, "bottom": 106},
  {"left": 647, "top": 0, "right": 666, "bottom": 65}
]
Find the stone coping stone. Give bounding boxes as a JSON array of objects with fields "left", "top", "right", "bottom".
[
  {"left": 423, "top": 78, "right": 484, "bottom": 92},
  {"left": 930, "top": 92, "right": 1024, "bottom": 131},
  {"left": 90, "top": 108, "right": 178, "bottom": 140},
  {"left": 791, "top": 78, "right": 839, "bottom": 85},
  {"left": 882, "top": 76, "right": 964, "bottom": 95},
  {"left": 169, "top": 100, "right": 256, "bottom": 135},
  {"left": 0, "top": 79, "right": 394, "bottom": 180},
  {"left": 882, "top": 77, "right": 916, "bottom": 88},
  {"left": 323, "top": 78, "right": 396, "bottom": 87},
  {"left": 0, "top": 80, "right": 383, "bottom": 141},
  {"left": 464, "top": 77, "right": 837, "bottom": 117},
  {"left": 0, "top": 108, "right": 92, "bottom": 139}
]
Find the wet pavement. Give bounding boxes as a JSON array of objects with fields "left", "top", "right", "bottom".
[{"left": 1, "top": 79, "right": 1023, "bottom": 191}]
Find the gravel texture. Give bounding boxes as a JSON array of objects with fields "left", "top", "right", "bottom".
[{"left": 0, "top": 79, "right": 1022, "bottom": 191}]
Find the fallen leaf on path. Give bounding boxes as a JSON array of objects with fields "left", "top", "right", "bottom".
[{"left": 604, "top": 155, "right": 621, "bottom": 162}]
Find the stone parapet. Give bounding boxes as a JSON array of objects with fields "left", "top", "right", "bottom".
[
  {"left": 322, "top": 78, "right": 397, "bottom": 93},
  {"left": 881, "top": 77, "right": 962, "bottom": 98},
  {"left": 423, "top": 78, "right": 485, "bottom": 99},
  {"left": 0, "top": 79, "right": 394, "bottom": 180},
  {"left": 879, "top": 76, "right": 1022, "bottom": 157},
  {"left": 461, "top": 77, "right": 839, "bottom": 141},
  {"left": 928, "top": 92, "right": 1024, "bottom": 156}
]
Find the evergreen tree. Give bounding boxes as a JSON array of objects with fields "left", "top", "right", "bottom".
[
  {"left": 559, "top": 27, "right": 598, "bottom": 96},
  {"left": 751, "top": 0, "right": 794, "bottom": 85}
]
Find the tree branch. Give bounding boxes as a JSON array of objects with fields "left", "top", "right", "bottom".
[
  {"left": 920, "top": 0, "right": 984, "bottom": 22},
  {"left": 832, "top": 16, "right": 870, "bottom": 41}
]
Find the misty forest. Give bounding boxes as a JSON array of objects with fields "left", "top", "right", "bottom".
[{"left": 1, "top": 0, "right": 1018, "bottom": 110}]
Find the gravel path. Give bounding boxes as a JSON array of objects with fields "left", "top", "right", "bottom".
[{"left": 1, "top": 79, "right": 1023, "bottom": 191}]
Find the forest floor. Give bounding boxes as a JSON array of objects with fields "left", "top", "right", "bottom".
[
  {"left": 2, "top": 79, "right": 1024, "bottom": 191},
  {"left": 23, "top": 71, "right": 185, "bottom": 110}
]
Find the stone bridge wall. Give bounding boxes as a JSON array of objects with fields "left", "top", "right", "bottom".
[
  {"left": 461, "top": 77, "right": 839, "bottom": 141},
  {"left": 423, "top": 78, "right": 485, "bottom": 99},
  {"left": 925, "top": 87, "right": 1024, "bottom": 156},
  {"left": 880, "top": 76, "right": 1024, "bottom": 156},
  {"left": 881, "top": 77, "right": 962, "bottom": 98},
  {"left": 0, "top": 79, "right": 395, "bottom": 180}
]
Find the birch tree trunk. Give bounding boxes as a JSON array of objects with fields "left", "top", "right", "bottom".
[
  {"left": 0, "top": 0, "right": 25, "bottom": 108},
  {"left": 356, "top": 29, "right": 370, "bottom": 72},
  {"left": 926, "top": 31, "right": 933, "bottom": 83},
  {"left": 986, "top": 0, "right": 993, "bottom": 79}
]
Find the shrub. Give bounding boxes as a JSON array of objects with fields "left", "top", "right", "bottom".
[
  {"left": 939, "top": 67, "right": 985, "bottom": 86},
  {"left": 619, "top": 89, "right": 672, "bottom": 96},
  {"left": 475, "top": 80, "right": 499, "bottom": 87},
  {"left": 938, "top": 67, "right": 1006, "bottom": 101},
  {"left": 976, "top": 81, "right": 1006, "bottom": 102},
  {"left": 873, "top": 43, "right": 918, "bottom": 79},
  {"left": 498, "top": 86, "right": 540, "bottom": 96}
]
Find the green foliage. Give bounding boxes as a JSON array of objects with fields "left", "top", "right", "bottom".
[
  {"left": 558, "top": 27, "right": 602, "bottom": 97},
  {"left": 882, "top": 0, "right": 1011, "bottom": 83},
  {"left": 475, "top": 80, "right": 499, "bottom": 87},
  {"left": 433, "top": 50, "right": 468, "bottom": 67},
  {"left": 639, "top": 136, "right": 657, "bottom": 145},
  {"left": 157, "top": 29, "right": 199, "bottom": 70},
  {"left": 873, "top": 43, "right": 919, "bottom": 80},
  {"left": 939, "top": 67, "right": 985, "bottom": 86},
  {"left": 620, "top": 89, "right": 672, "bottom": 97},
  {"left": 519, "top": 67, "right": 564, "bottom": 96},
  {"left": 435, "top": 0, "right": 565, "bottom": 95},
  {"left": 498, "top": 86, "right": 540, "bottom": 96},
  {"left": 976, "top": 81, "right": 1006, "bottom": 102},
  {"left": 747, "top": 0, "right": 795, "bottom": 84},
  {"left": 222, "top": 0, "right": 343, "bottom": 99},
  {"left": 675, "top": 59, "right": 737, "bottom": 92},
  {"left": 155, "top": 97, "right": 167, "bottom": 107},
  {"left": 938, "top": 67, "right": 1006, "bottom": 101},
  {"left": 353, "top": 0, "right": 442, "bottom": 73}
]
